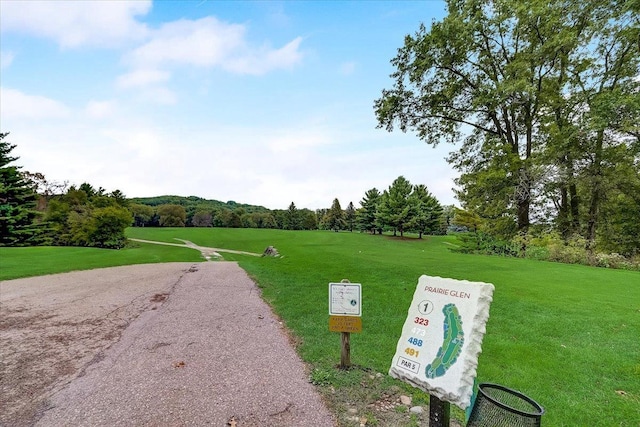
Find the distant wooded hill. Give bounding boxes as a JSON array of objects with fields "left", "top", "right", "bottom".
[
  {"left": 129, "top": 195, "right": 270, "bottom": 214},
  {"left": 128, "top": 195, "right": 313, "bottom": 229}
]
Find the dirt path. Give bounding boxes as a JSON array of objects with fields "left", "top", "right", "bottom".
[
  {"left": 0, "top": 262, "right": 335, "bottom": 427},
  {"left": 129, "top": 238, "right": 262, "bottom": 260}
]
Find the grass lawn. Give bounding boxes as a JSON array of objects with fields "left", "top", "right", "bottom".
[
  {"left": 3, "top": 227, "right": 639, "bottom": 426},
  {"left": 0, "top": 242, "right": 202, "bottom": 280}
]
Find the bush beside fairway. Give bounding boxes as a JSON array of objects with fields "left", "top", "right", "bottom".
[{"left": 3, "top": 227, "right": 639, "bottom": 426}]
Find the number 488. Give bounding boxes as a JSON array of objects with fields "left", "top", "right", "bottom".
[{"left": 408, "top": 337, "right": 423, "bottom": 347}]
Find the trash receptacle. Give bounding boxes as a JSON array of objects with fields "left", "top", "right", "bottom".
[{"left": 467, "top": 383, "right": 544, "bottom": 427}]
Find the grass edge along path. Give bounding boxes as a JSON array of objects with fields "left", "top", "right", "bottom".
[
  {"left": 0, "top": 243, "right": 204, "bottom": 280},
  {"left": 2, "top": 228, "right": 639, "bottom": 426}
]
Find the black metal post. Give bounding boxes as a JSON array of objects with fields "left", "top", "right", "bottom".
[{"left": 429, "top": 395, "right": 450, "bottom": 427}]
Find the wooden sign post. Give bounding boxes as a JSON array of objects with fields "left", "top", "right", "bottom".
[
  {"left": 328, "top": 279, "right": 362, "bottom": 369},
  {"left": 341, "top": 328, "right": 351, "bottom": 368}
]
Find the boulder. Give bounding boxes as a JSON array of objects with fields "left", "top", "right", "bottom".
[{"left": 263, "top": 246, "right": 279, "bottom": 257}]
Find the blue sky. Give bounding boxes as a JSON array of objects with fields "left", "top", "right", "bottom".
[{"left": 1, "top": 0, "right": 457, "bottom": 210}]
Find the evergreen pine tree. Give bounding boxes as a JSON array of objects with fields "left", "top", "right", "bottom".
[
  {"left": 357, "top": 188, "right": 382, "bottom": 234},
  {"left": 325, "top": 198, "right": 346, "bottom": 232},
  {"left": 0, "top": 133, "right": 40, "bottom": 245}
]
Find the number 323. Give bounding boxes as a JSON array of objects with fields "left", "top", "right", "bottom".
[{"left": 414, "top": 317, "right": 429, "bottom": 326}]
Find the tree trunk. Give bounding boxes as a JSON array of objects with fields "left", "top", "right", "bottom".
[
  {"left": 516, "top": 165, "right": 531, "bottom": 233},
  {"left": 340, "top": 332, "right": 351, "bottom": 369},
  {"left": 586, "top": 130, "right": 605, "bottom": 254},
  {"left": 559, "top": 183, "right": 570, "bottom": 239},
  {"left": 558, "top": 154, "right": 580, "bottom": 240},
  {"left": 517, "top": 197, "right": 530, "bottom": 233},
  {"left": 569, "top": 182, "right": 580, "bottom": 233}
]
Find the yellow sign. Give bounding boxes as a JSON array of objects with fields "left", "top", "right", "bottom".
[{"left": 329, "top": 315, "right": 362, "bottom": 333}]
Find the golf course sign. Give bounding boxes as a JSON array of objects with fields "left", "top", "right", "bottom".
[{"left": 389, "top": 275, "right": 494, "bottom": 409}]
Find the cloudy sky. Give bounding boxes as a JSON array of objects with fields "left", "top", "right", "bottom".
[{"left": 1, "top": 0, "right": 458, "bottom": 210}]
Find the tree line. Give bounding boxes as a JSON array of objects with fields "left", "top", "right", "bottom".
[
  {"left": 129, "top": 175, "right": 445, "bottom": 238},
  {"left": 1, "top": 133, "right": 132, "bottom": 248},
  {"left": 1, "top": 133, "right": 446, "bottom": 249}
]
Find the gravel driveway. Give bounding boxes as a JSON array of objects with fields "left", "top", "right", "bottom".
[{"left": 0, "top": 262, "right": 336, "bottom": 427}]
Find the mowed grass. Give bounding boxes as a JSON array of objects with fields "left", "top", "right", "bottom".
[
  {"left": 3, "top": 227, "right": 640, "bottom": 426},
  {"left": 0, "top": 242, "right": 202, "bottom": 280}
]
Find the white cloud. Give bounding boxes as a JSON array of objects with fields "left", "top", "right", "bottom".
[
  {"left": 121, "top": 16, "right": 303, "bottom": 82},
  {"left": 116, "top": 69, "right": 171, "bottom": 89},
  {"left": 139, "top": 87, "right": 178, "bottom": 105},
  {"left": 126, "top": 17, "right": 245, "bottom": 68},
  {"left": 0, "top": 87, "right": 71, "bottom": 120},
  {"left": 0, "top": 0, "right": 150, "bottom": 48},
  {"left": 224, "top": 37, "right": 304, "bottom": 75},
  {"left": 85, "top": 100, "right": 117, "bottom": 119},
  {"left": 0, "top": 51, "right": 15, "bottom": 69}
]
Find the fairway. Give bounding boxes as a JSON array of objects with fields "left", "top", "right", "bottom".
[{"left": 3, "top": 227, "right": 639, "bottom": 426}]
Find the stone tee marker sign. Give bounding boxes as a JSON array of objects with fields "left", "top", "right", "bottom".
[{"left": 389, "top": 275, "right": 494, "bottom": 410}]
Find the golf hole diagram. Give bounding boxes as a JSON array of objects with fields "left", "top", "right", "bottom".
[{"left": 425, "top": 303, "right": 464, "bottom": 378}]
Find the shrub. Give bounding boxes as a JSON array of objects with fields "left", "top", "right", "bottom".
[
  {"left": 90, "top": 206, "right": 132, "bottom": 248},
  {"left": 454, "top": 229, "right": 640, "bottom": 271},
  {"left": 452, "top": 231, "right": 519, "bottom": 256}
]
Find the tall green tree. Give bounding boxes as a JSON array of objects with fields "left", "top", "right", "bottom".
[
  {"left": 315, "top": 208, "right": 329, "bottom": 230},
  {"left": 345, "top": 201, "right": 356, "bottom": 232},
  {"left": 409, "top": 184, "right": 443, "bottom": 238},
  {"left": 250, "top": 212, "right": 277, "bottom": 229},
  {"left": 568, "top": 6, "right": 638, "bottom": 252},
  {"left": 377, "top": 176, "right": 415, "bottom": 237},
  {"left": 110, "top": 189, "right": 128, "bottom": 207},
  {"left": 357, "top": 188, "right": 382, "bottom": 234},
  {"left": 595, "top": 152, "right": 640, "bottom": 256},
  {"left": 300, "top": 208, "right": 319, "bottom": 230},
  {"left": 325, "top": 198, "right": 346, "bottom": 232},
  {"left": 213, "top": 208, "right": 233, "bottom": 227},
  {"left": 453, "top": 208, "right": 483, "bottom": 233},
  {"left": 535, "top": 0, "right": 639, "bottom": 252},
  {"left": 284, "top": 202, "right": 301, "bottom": 230},
  {"left": 130, "top": 203, "right": 155, "bottom": 227},
  {"left": 227, "top": 208, "right": 244, "bottom": 228},
  {"left": 0, "top": 133, "right": 40, "bottom": 245},
  {"left": 79, "top": 182, "right": 97, "bottom": 198},
  {"left": 375, "top": 0, "right": 639, "bottom": 254},
  {"left": 374, "top": 0, "right": 551, "bottom": 233},
  {"left": 157, "top": 204, "right": 187, "bottom": 227},
  {"left": 90, "top": 206, "right": 132, "bottom": 248}
]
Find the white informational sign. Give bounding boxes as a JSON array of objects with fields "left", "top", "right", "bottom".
[
  {"left": 329, "top": 282, "right": 362, "bottom": 316},
  {"left": 389, "top": 275, "right": 494, "bottom": 409}
]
